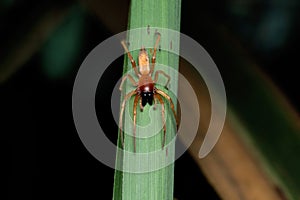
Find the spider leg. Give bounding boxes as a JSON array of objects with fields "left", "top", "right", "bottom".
[
  {"left": 121, "top": 40, "right": 140, "bottom": 77},
  {"left": 155, "top": 94, "right": 167, "bottom": 149},
  {"left": 139, "top": 98, "right": 144, "bottom": 112},
  {"left": 119, "top": 90, "right": 136, "bottom": 148},
  {"left": 153, "top": 95, "right": 158, "bottom": 110},
  {"left": 119, "top": 74, "right": 137, "bottom": 91},
  {"left": 156, "top": 89, "right": 178, "bottom": 129},
  {"left": 150, "top": 32, "right": 161, "bottom": 74},
  {"left": 153, "top": 70, "right": 171, "bottom": 89},
  {"left": 133, "top": 95, "right": 140, "bottom": 152}
]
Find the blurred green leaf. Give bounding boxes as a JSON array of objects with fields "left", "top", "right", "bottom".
[
  {"left": 41, "top": 6, "right": 85, "bottom": 79},
  {"left": 0, "top": 0, "right": 14, "bottom": 9},
  {"left": 213, "top": 29, "right": 300, "bottom": 199}
]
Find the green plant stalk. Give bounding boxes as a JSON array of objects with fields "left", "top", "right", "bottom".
[{"left": 113, "top": 0, "right": 181, "bottom": 200}]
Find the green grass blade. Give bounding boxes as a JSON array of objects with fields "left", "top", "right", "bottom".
[{"left": 113, "top": 0, "right": 181, "bottom": 200}]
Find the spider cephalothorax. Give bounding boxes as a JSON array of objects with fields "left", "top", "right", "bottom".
[
  {"left": 139, "top": 84, "right": 154, "bottom": 107},
  {"left": 119, "top": 33, "right": 178, "bottom": 152}
]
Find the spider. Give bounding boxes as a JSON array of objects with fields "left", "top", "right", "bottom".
[{"left": 119, "top": 32, "right": 178, "bottom": 152}]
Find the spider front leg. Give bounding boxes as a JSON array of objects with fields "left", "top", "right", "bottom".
[
  {"left": 139, "top": 98, "right": 144, "bottom": 112},
  {"left": 152, "top": 96, "right": 158, "bottom": 110},
  {"left": 154, "top": 94, "right": 167, "bottom": 148},
  {"left": 154, "top": 70, "right": 171, "bottom": 90},
  {"left": 156, "top": 89, "right": 178, "bottom": 129},
  {"left": 133, "top": 95, "right": 140, "bottom": 152},
  {"left": 119, "top": 90, "right": 136, "bottom": 147}
]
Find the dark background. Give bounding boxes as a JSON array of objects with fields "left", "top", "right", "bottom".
[{"left": 2, "top": 0, "right": 299, "bottom": 199}]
